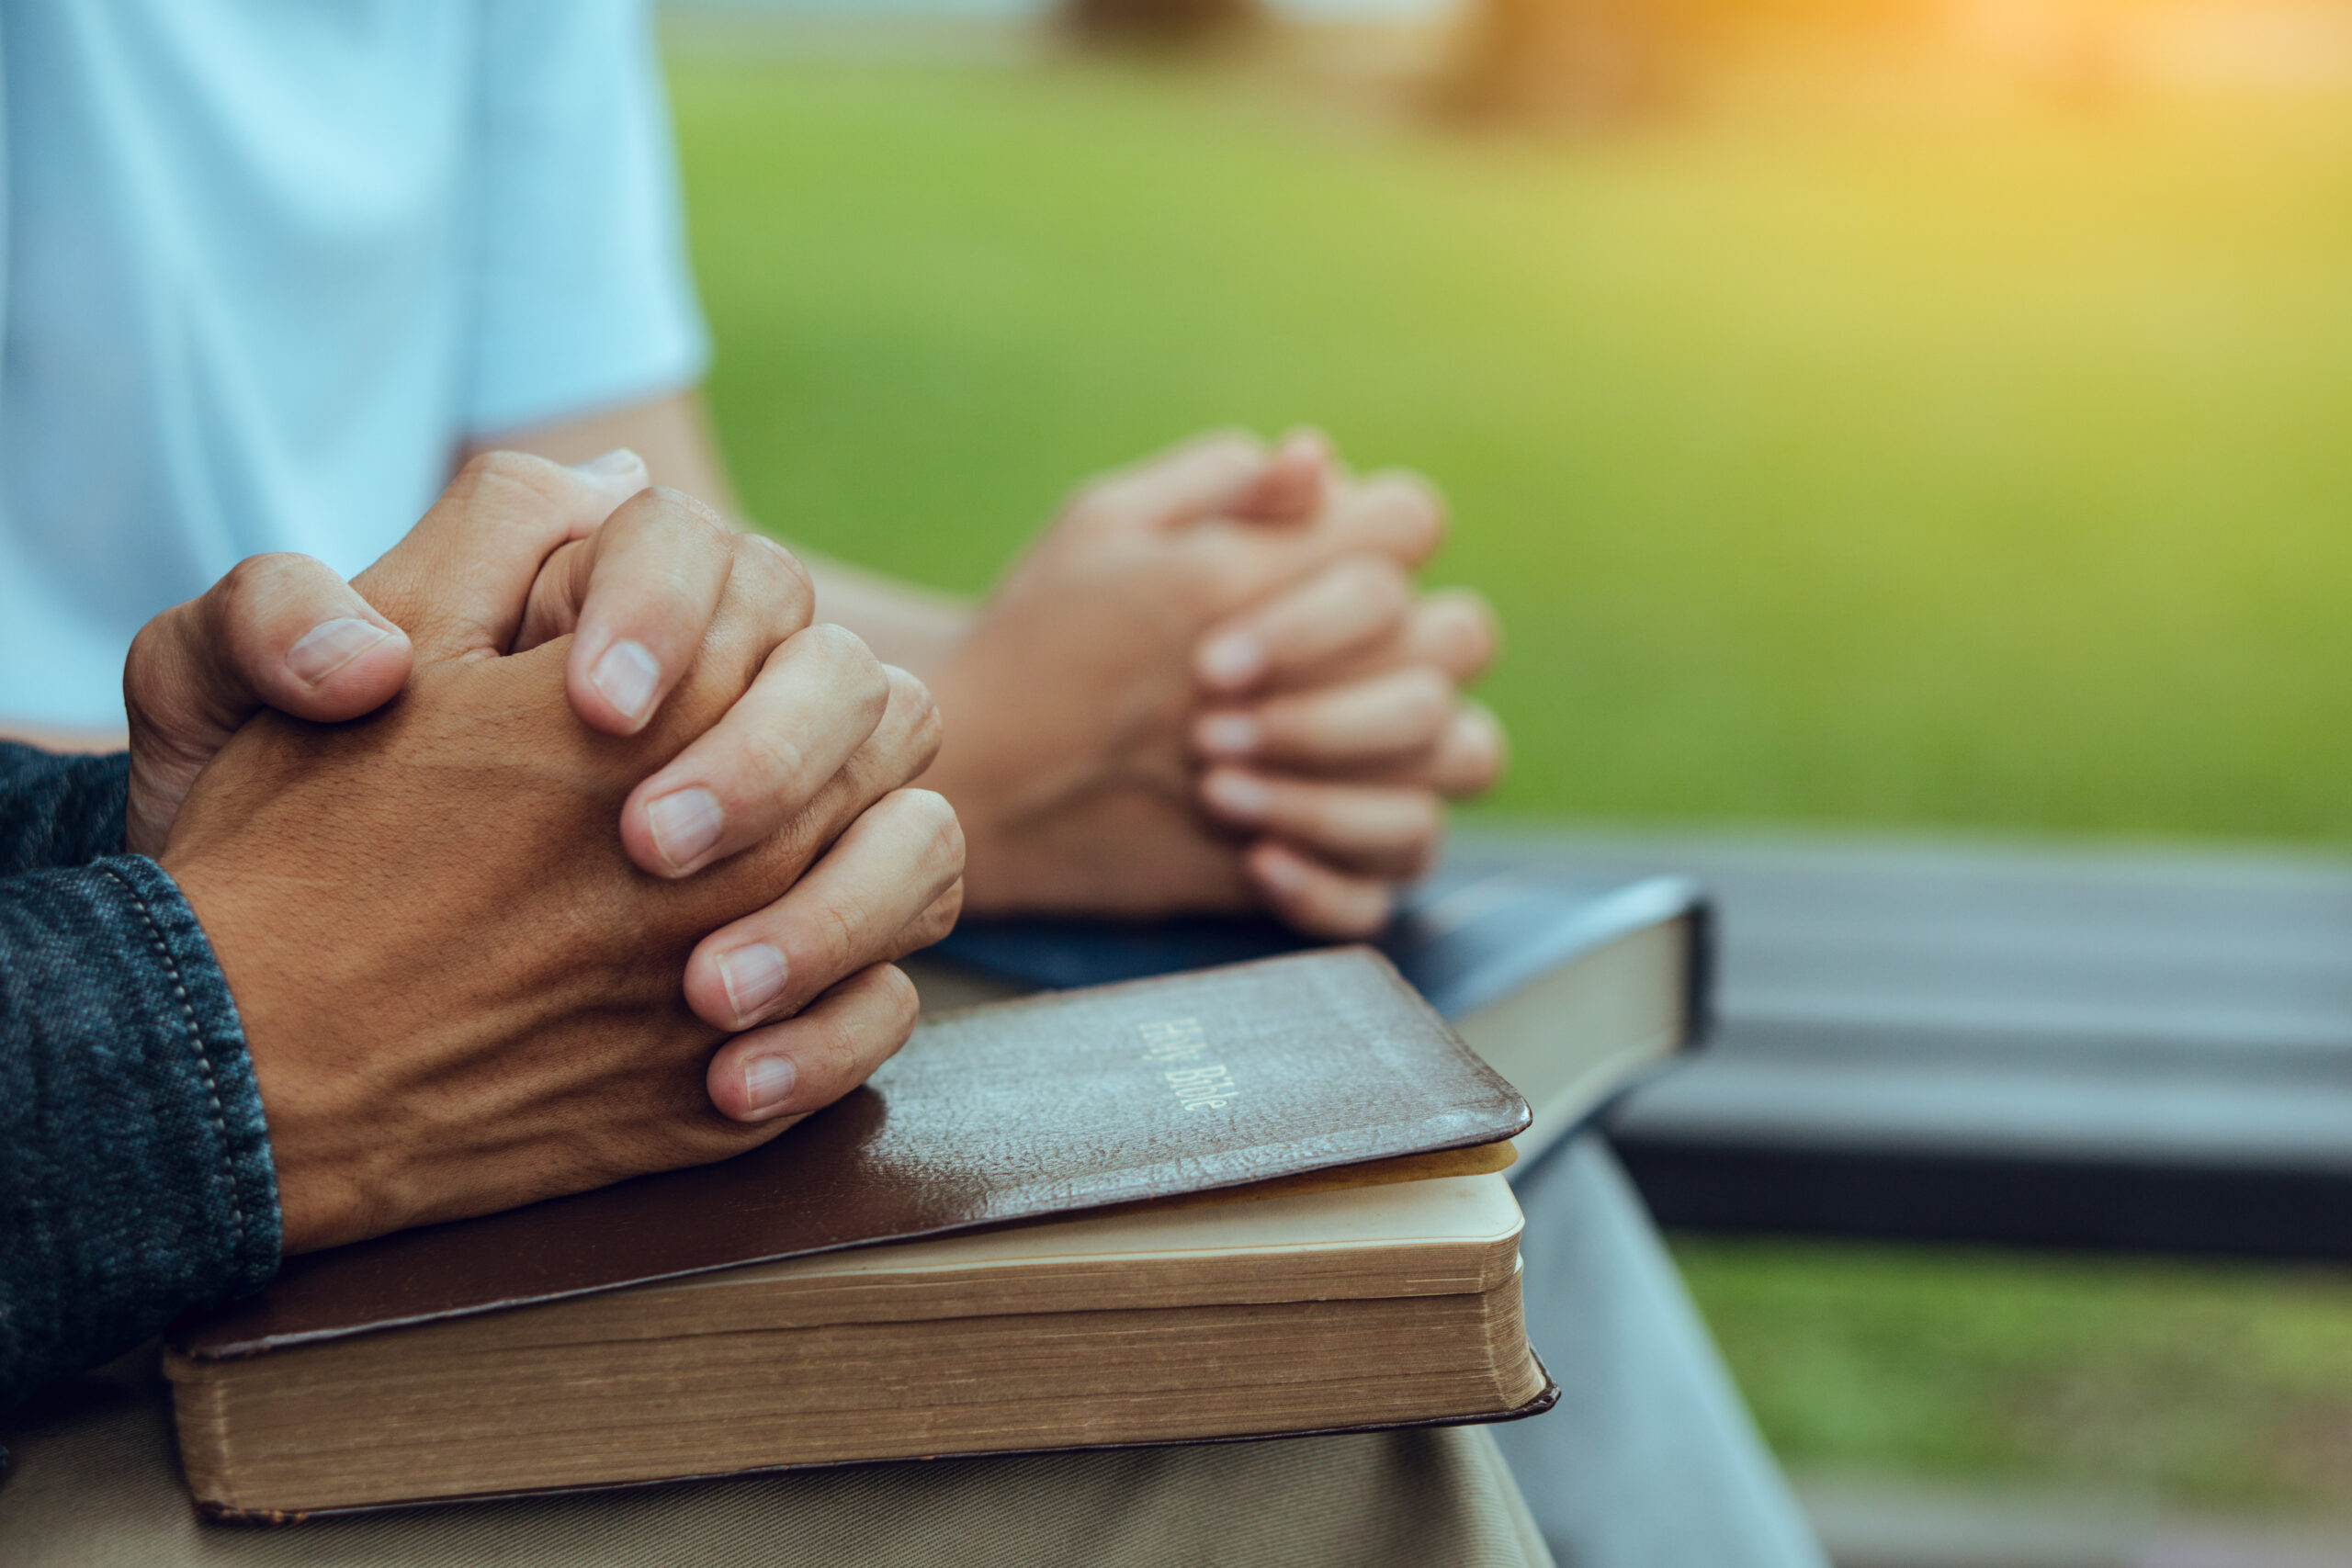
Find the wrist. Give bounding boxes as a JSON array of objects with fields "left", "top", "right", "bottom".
[{"left": 164, "top": 846, "right": 388, "bottom": 1254}]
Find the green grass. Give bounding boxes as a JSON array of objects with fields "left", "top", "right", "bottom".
[
  {"left": 677, "top": 55, "right": 2352, "bottom": 843},
  {"left": 669, "top": 49, "right": 2352, "bottom": 1512},
  {"left": 1679, "top": 1239, "right": 2352, "bottom": 1512}
]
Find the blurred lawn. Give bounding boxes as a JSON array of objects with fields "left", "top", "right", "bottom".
[
  {"left": 671, "top": 51, "right": 2352, "bottom": 1509},
  {"left": 677, "top": 55, "right": 2352, "bottom": 841},
  {"left": 1683, "top": 1240, "right": 2352, "bottom": 1511}
]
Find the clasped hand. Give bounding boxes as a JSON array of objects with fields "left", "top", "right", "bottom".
[
  {"left": 121, "top": 431, "right": 1503, "bottom": 1255},
  {"left": 929, "top": 430, "right": 1501, "bottom": 938},
  {"left": 134, "top": 453, "right": 962, "bottom": 1253}
]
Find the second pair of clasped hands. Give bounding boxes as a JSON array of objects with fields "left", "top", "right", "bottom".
[{"left": 137, "top": 435, "right": 1498, "bottom": 1258}]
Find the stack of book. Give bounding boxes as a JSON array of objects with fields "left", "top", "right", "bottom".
[{"left": 174, "top": 875, "right": 1710, "bottom": 1522}]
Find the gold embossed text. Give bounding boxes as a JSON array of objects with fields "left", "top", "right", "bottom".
[{"left": 1138, "top": 1018, "right": 1238, "bottom": 1111}]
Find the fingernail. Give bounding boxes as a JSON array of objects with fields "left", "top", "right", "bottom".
[
  {"left": 715, "top": 943, "right": 789, "bottom": 1025},
  {"left": 1196, "top": 713, "right": 1261, "bottom": 758},
  {"left": 742, "top": 1053, "right": 797, "bottom": 1116},
  {"left": 286, "top": 618, "right": 390, "bottom": 685},
  {"left": 646, "top": 786, "right": 724, "bottom": 872},
  {"left": 1204, "top": 771, "right": 1273, "bottom": 823},
  {"left": 576, "top": 447, "right": 645, "bottom": 478},
  {"left": 591, "top": 639, "right": 662, "bottom": 724},
  {"left": 1197, "top": 632, "right": 1267, "bottom": 690}
]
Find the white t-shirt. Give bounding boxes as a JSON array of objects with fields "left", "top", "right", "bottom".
[{"left": 0, "top": 0, "right": 710, "bottom": 727}]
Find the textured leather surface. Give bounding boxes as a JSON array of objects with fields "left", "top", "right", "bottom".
[{"left": 181, "top": 949, "right": 1529, "bottom": 1358}]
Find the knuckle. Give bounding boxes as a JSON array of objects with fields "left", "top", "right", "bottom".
[
  {"left": 122, "top": 614, "right": 180, "bottom": 702},
  {"left": 124, "top": 613, "right": 165, "bottom": 667},
  {"left": 457, "top": 448, "right": 543, "bottom": 485},
  {"left": 737, "top": 532, "right": 816, "bottom": 610},
  {"left": 1188, "top": 552, "right": 1260, "bottom": 615},
  {"left": 458, "top": 447, "right": 563, "bottom": 500},
  {"left": 1190, "top": 428, "right": 1262, "bottom": 472},
  {"left": 808, "top": 621, "right": 886, "bottom": 688},
  {"left": 1401, "top": 668, "right": 1456, "bottom": 729},
  {"left": 735, "top": 724, "right": 811, "bottom": 795},
  {"left": 913, "top": 882, "right": 966, "bottom": 946},
  {"left": 1457, "top": 717, "right": 1507, "bottom": 793},
  {"left": 799, "top": 1014, "right": 864, "bottom": 1094},
  {"left": 891, "top": 788, "right": 967, "bottom": 878},
  {"left": 1342, "top": 552, "right": 1413, "bottom": 604},
  {"left": 1440, "top": 741, "right": 1498, "bottom": 796},
  {"left": 1376, "top": 468, "right": 1447, "bottom": 525},
  {"left": 809, "top": 970, "right": 917, "bottom": 1088},
  {"left": 209, "top": 554, "right": 318, "bottom": 662},
  {"left": 1462, "top": 608, "right": 1501, "bottom": 668},
  {"left": 880, "top": 667, "right": 944, "bottom": 762},
  {"left": 1399, "top": 792, "right": 1444, "bottom": 844},
  {"left": 1063, "top": 479, "right": 1125, "bottom": 534},
  {"left": 210, "top": 554, "right": 269, "bottom": 614},
  {"left": 873, "top": 964, "right": 922, "bottom": 1035},
  {"left": 636, "top": 558, "right": 714, "bottom": 627},
  {"left": 808, "top": 896, "right": 865, "bottom": 971},
  {"left": 1365, "top": 472, "right": 1447, "bottom": 554},
  {"left": 775, "top": 627, "right": 889, "bottom": 742},
  {"left": 643, "top": 486, "right": 729, "bottom": 539},
  {"left": 1451, "top": 584, "right": 1499, "bottom": 628},
  {"left": 451, "top": 449, "right": 576, "bottom": 527},
  {"left": 1427, "top": 588, "right": 1500, "bottom": 665}
]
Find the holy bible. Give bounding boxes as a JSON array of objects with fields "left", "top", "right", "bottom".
[
  {"left": 923, "top": 866, "right": 1712, "bottom": 1164},
  {"left": 167, "top": 949, "right": 1551, "bottom": 1519}
]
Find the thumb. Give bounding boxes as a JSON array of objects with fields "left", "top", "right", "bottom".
[
  {"left": 125, "top": 554, "right": 413, "bottom": 854},
  {"left": 351, "top": 447, "right": 649, "bottom": 660}
]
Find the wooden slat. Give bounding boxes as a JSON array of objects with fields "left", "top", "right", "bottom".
[{"left": 1449, "top": 831, "right": 2352, "bottom": 1256}]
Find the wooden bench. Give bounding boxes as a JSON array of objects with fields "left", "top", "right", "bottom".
[{"left": 1452, "top": 830, "right": 2352, "bottom": 1259}]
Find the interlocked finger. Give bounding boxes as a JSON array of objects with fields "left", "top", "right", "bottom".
[
  {"left": 684, "top": 788, "right": 966, "bottom": 1032},
  {"left": 1175, "top": 469, "right": 1446, "bottom": 617},
  {"left": 621, "top": 622, "right": 892, "bottom": 879},
  {"left": 705, "top": 963, "right": 922, "bottom": 1125},
  {"left": 1076, "top": 431, "right": 1265, "bottom": 534},
  {"left": 1242, "top": 840, "right": 1396, "bottom": 940},
  {"left": 1343, "top": 702, "right": 1508, "bottom": 798},
  {"left": 1198, "top": 768, "right": 1442, "bottom": 879},
  {"left": 686, "top": 663, "right": 946, "bottom": 921},
  {"left": 1301, "top": 587, "right": 1499, "bottom": 691},
  {"left": 1193, "top": 554, "right": 1414, "bottom": 695},
  {"left": 1195, "top": 665, "right": 1455, "bottom": 771},
  {"left": 518, "top": 502, "right": 807, "bottom": 738}
]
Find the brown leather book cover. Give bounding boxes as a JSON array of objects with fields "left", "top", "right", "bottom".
[{"left": 179, "top": 947, "right": 1530, "bottom": 1359}]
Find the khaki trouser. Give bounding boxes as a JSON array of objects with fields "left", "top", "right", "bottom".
[{"left": 1, "top": 1347, "right": 1553, "bottom": 1568}]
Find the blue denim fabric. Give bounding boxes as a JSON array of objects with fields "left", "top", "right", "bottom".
[
  {"left": 0, "top": 745, "right": 132, "bottom": 873},
  {"left": 0, "top": 744, "right": 280, "bottom": 1410}
]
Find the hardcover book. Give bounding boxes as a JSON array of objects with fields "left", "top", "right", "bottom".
[
  {"left": 922, "top": 867, "right": 1713, "bottom": 1163},
  {"left": 168, "top": 949, "right": 1549, "bottom": 1518}
]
